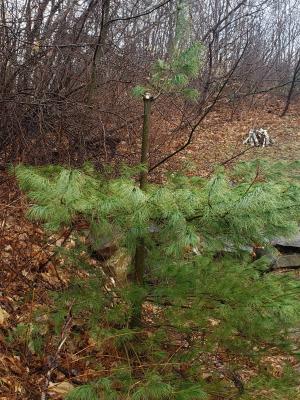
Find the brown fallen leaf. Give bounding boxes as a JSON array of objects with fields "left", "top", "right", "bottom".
[
  {"left": 0, "top": 307, "right": 9, "bottom": 326},
  {"left": 48, "top": 381, "right": 74, "bottom": 396}
]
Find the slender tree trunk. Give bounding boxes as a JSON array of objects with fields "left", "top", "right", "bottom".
[
  {"left": 88, "top": 0, "right": 111, "bottom": 98},
  {"left": 281, "top": 55, "right": 300, "bottom": 117},
  {"left": 139, "top": 94, "right": 153, "bottom": 190},
  {"left": 131, "top": 93, "right": 153, "bottom": 327}
]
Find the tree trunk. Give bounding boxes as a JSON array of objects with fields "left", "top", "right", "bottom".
[
  {"left": 88, "top": 0, "right": 111, "bottom": 98},
  {"left": 281, "top": 55, "right": 300, "bottom": 117},
  {"left": 130, "top": 93, "right": 153, "bottom": 327}
]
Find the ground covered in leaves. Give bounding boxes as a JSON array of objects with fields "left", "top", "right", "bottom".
[{"left": 0, "top": 98, "right": 299, "bottom": 399}]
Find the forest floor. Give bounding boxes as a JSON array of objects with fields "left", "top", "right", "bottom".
[
  {"left": 149, "top": 97, "right": 300, "bottom": 176},
  {"left": 0, "top": 98, "right": 299, "bottom": 399}
]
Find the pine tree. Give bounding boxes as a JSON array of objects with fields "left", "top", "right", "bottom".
[
  {"left": 131, "top": 0, "right": 203, "bottom": 326},
  {"left": 12, "top": 1, "right": 300, "bottom": 398},
  {"left": 14, "top": 159, "right": 300, "bottom": 399}
]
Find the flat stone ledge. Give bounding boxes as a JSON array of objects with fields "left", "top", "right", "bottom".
[
  {"left": 274, "top": 254, "right": 300, "bottom": 269},
  {"left": 272, "top": 232, "right": 300, "bottom": 250}
]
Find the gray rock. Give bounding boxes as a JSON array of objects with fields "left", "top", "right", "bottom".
[
  {"left": 274, "top": 254, "right": 300, "bottom": 269},
  {"left": 271, "top": 231, "right": 300, "bottom": 250}
]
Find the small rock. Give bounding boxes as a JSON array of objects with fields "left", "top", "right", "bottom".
[
  {"left": 104, "top": 248, "right": 131, "bottom": 285},
  {"left": 91, "top": 239, "right": 118, "bottom": 261},
  {"left": 4, "top": 245, "right": 13, "bottom": 252},
  {"left": 272, "top": 231, "right": 300, "bottom": 250},
  {"left": 274, "top": 254, "right": 300, "bottom": 269}
]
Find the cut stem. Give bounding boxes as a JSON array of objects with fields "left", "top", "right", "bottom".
[{"left": 131, "top": 92, "right": 153, "bottom": 327}]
